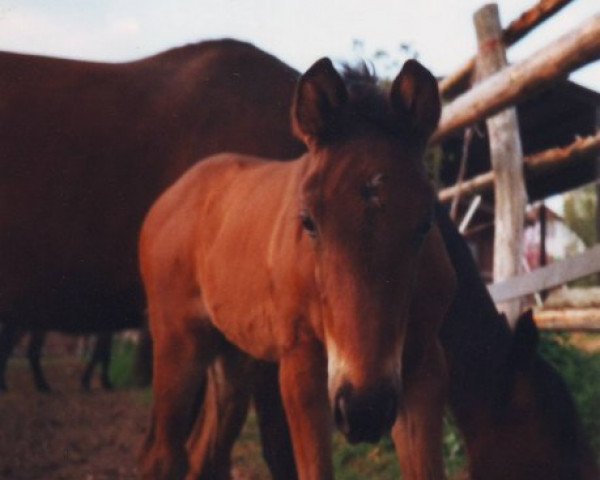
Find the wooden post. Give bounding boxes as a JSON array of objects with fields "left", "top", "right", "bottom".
[
  {"left": 474, "top": 4, "right": 527, "bottom": 325},
  {"left": 539, "top": 202, "right": 547, "bottom": 267},
  {"left": 595, "top": 107, "right": 600, "bottom": 286},
  {"left": 431, "top": 14, "right": 600, "bottom": 144},
  {"left": 439, "top": 0, "right": 574, "bottom": 99},
  {"left": 539, "top": 202, "right": 548, "bottom": 299}
]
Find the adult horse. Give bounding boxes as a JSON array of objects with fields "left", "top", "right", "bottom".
[
  {"left": 139, "top": 58, "right": 455, "bottom": 479},
  {"left": 187, "top": 200, "right": 600, "bottom": 480},
  {"left": 434, "top": 204, "right": 599, "bottom": 480},
  {"left": 0, "top": 39, "right": 303, "bottom": 391}
]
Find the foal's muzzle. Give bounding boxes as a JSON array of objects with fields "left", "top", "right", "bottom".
[{"left": 334, "top": 383, "right": 398, "bottom": 444}]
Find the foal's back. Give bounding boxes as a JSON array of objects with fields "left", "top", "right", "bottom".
[{"left": 140, "top": 154, "right": 307, "bottom": 355}]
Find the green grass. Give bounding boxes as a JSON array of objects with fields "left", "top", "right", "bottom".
[
  {"left": 331, "top": 433, "right": 401, "bottom": 479},
  {"left": 111, "top": 334, "right": 599, "bottom": 477}
]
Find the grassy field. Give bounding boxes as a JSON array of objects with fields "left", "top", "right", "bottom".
[{"left": 110, "top": 332, "right": 600, "bottom": 478}]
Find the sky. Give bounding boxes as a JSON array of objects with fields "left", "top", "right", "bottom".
[{"left": 0, "top": 0, "right": 598, "bottom": 92}]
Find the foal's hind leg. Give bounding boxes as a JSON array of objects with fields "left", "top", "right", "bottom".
[
  {"left": 186, "top": 347, "right": 253, "bottom": 480},
  {"left": 253, "top": 362, "right": 297, "bottom": 480},
  {"left": 28, "top": 330, "right": 52, "bottom": 392},
  {"left": 140, "top": 315, "right": 222, "bottom": 480},
  {"left": 185, "top": 355, "right": 297, "bottom": 480}
]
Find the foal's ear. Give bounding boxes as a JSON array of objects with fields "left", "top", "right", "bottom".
[
  {"left": 292, "top": 58, "right": 348, "bottom": 146},
  {"left": 390, "top": 59, "right": 441, "bottom": 144},
  {"left": 508, "top": 310, "right": 539, "bottom": 371}
]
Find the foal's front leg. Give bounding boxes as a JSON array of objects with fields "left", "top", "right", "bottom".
[
  {"left": 279, "top": 341, "right": 333, "bottom": 480},
  {"left": 140, "top": 322, "right": 219, "bottom": 480},
  {"left": 392, "top": 338, "right": 448, "bottom": 480}
]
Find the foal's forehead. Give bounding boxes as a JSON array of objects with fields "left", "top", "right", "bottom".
[
  {"left": 301, "top": 137, "right": 432, "bottom": 207},
  {"left": 325, "top": 132, "right": 428, "bottom": 181}
]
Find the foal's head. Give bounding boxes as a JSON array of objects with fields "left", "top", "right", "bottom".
[{"left": 292, "top": 58, "right": 441, "bottom": 443}]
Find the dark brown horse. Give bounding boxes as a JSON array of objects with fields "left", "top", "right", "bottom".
[
  {"left": 139, "top": 58, "right": 455, "bottom": 479},
  {"left": 186, "top": 200, "right": 600, "bottom": 480},
  {"left": 0, "top": 39, "right": 303, "bottom": 391},
  {"left": 434, "top": 204, "right": 599, "bottom": 480}
]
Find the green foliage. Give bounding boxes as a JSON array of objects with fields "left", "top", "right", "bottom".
[
  {"left": 538, "top": 333, "right": 600, "bottom": 454},
  {"left": 350, "top": 38, "right": 418, "bottom": 81},
  {"left": 563, "top": 185, "right": 598, "bottom": 286},
  {"left": 442, "top": 415, "right": 467, "bottom": 475},
  {"left": 108, "top": 337, "right": 138, "bottom": 389},
  {"left": 563, "top": 185, "right": 597, "bottom": 248}
]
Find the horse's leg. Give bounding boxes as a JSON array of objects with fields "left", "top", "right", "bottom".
[
  {"left": 253, "top": 361, "right": 297, "bottom": 480},
  {"left": 279, "top": 341, "right": 332, "bottom": 480},
  {"left": 139, "top": 318, "right": 221, "bottom": 480},
  {"left": 392, "top": 338, "right": 448, "bottom": 480},
  {"left": 187, "top": 347, "right": 253, "bottom": 480},
  {"left": 27, "top": 330, "right": 51, "bottom": 392},
  {"left": 82, "top": 332, "right": 113, "bottom": 391},
  {"left": 185, "top": 358, "right": 297, "bottom": 480},
  {"left": 97, "top": 333, "right": 113, "bottom": 390},
  {"left": 0, "top": 323, "right": 24, "bottom": 392},
  {"left": 392, "top": 226, "right": 454, "bottom": 480},
  {"left": 81, "top": 335, "right": 98, "bottom": 391}
]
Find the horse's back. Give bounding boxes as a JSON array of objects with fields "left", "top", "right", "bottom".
[{"left": 0, "top": 40, "right": 302, "bottom": 331}]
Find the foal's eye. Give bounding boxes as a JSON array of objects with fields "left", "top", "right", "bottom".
[{"left": 300, "top": 211, "right": 318, "bottom": 238}]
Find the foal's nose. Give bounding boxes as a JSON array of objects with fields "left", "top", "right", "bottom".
[{"left": 334, "top": 383, "right": 398, "bottom": 444}]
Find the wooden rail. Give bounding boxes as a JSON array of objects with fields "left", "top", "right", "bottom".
[
  {"left": 488, "top": 244, "right": 600, "bottom": 303},
  {"left": 438, "top": 131, "right": 600, "bottom": 203},
  {"left": 431, "top": 14, "right": 600, "bottom": 144},
  {"left": 534, "top": 308, "right": 600, "bottom": 331},
  {"left": 439, "top": 0, "right": 574, "bottom": 98}
]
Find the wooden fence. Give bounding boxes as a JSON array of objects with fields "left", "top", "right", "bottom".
[{"left": 432, "top": 1, "right": 600, "bottom": 330}]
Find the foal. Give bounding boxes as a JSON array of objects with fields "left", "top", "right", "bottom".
[{"left": 139, "top": 58, "right": 455, "bottom": 479}]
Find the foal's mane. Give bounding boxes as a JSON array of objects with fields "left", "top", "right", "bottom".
[{"left": 339, "top": 62, "right": 401, "bottom": 134}]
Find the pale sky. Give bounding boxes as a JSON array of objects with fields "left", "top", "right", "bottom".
[{"left": 0, "top": 0, "right": 598, "bottom": 92}]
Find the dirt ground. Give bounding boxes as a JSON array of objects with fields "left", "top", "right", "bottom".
[{"left": 0, "top": 358, "right": 267, "bottom": 480}]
